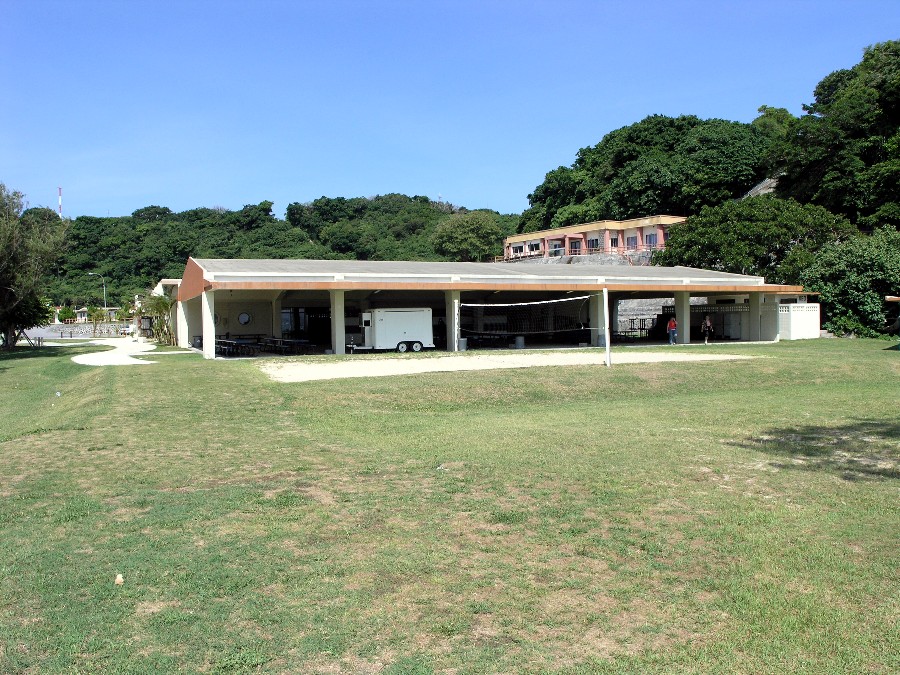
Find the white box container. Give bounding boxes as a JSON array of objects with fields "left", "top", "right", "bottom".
[{"left": 357, "top": 308, "right": 435, "bottom": 353}]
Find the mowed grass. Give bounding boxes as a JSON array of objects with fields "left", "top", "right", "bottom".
[{"left": 0, "top": 340, "right": 897, "bottom": 674}]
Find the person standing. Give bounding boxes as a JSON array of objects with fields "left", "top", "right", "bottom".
[
  {"left": 701, "top": 314, "right": 713, "bottom": 344},
  {"left": 667, "top": 317, "right": 677, "bottom": 345}
]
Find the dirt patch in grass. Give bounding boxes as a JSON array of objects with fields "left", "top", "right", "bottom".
[
  {"left": 298, "top": 484, "right": 337, "bottom": 505},
  {"left": 135, "top": 600, "right": 182, "bottom": 616}
]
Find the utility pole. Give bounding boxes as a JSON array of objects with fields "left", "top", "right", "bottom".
[{"left": 88, "top": 272, "right": 107, "bottom": 312}]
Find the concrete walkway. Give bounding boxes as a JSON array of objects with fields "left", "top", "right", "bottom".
[{"left": 56, "top": 338, "right": 193, "bottom": 366}]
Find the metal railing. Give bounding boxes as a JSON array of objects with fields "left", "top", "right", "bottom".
[{"left": 499, "top": 243, "right": 665, "bottom": 262}]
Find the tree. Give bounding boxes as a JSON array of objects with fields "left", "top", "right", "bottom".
[
  {"left": 88, "top": 306, "right": 106, "bottom": 336},
  {"left": 519, "top": 115, "right": 773, "bottom": 232},
  {"left": 0, "top": 294, "right": 53, "bottom": 347},
  {"left": 432, "top": 211, "right": 503, "bottom": 262},
  {"left": 132, "top": 205, "right": 173, "bottom": 222},
  {"left": 751, "top": 105, "right": 796, "bottom": 144},
  {"left": 0, "top": 184, "right": 68, "bottom": 348},
  {"left": 143, "top": 291, "right": 176, "bottom": 345},
  {"left": 800, "top": 226, "right": 900, "bottom": 336},
  {"left": 652, "top": 195, "right": 855, "bottom": 283},
  {"left": 772, "top": 40, "right": 900, "bottom": 229}
]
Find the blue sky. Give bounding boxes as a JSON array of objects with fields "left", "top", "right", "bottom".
[{"left": 3, "top": 0, "right": 898, "bottom": 219}]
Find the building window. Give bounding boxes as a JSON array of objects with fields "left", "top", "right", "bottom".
[
  {"left": 587, "top": 238, "right": 599, "bottom": 251},
  {"left": 569, "top": 240, "right": 582, "bottom": 254},
  {"left": 550, "top": 243, "right": 563, "bottom": 256},
  {"left": 626, "top": 236, "right": 638, "bottom": 250},
  {"left": 663, "top": 229, "right": 670, "bottom": 242},
  {"left": 528, "top": 242, "right": 541, "bottom": 253},
  {"left": 511, "top": 244, "right": 524, "bottom": 255},
  {"left": 645, "top": 233, "right": 658, "bottom": 248},
  {"left": 609, "top": 236, "right": 619, "bottom": 248}
]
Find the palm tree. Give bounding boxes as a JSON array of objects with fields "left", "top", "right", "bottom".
[
  {"left": 142, "top": 291, "right": 176, "bottom": 346},
  {"left": 87, "top": 306, "right": 106, "bottom": 336}
]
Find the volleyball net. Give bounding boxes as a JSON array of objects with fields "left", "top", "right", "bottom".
[{"left": 459, "top": 295, "right": 594, "bottom": 338}]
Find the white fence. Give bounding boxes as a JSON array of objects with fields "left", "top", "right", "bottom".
[{"left": 777, "top": 303, "right": 821, "bottom": 340}]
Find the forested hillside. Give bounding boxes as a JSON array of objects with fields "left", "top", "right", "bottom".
[
  {"left": 770, "top": 40, "right": 900, "bottom": 230},
  {"left": 47, "top": 195, "right": 517, "bottom": 308},
  {"left": 520, "top": 40, "right": 899, "bottom": 236},
  {"left": 519, "top": 115, "right": 773, "bottom": 233}
]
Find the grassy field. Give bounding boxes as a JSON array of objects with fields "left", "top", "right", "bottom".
[{"left": 0, "top": 339, "right": 897, "bottom": 674}]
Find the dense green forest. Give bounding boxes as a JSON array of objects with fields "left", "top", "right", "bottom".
[
  {"left": 519, "top": 115, "right": 773, "bottom": 232},
  {"left": 6, "top": 40, "right": 898, "bottom": 337},
  {"left": 520, "top": 40, "right": 899, "bottom": 235}
]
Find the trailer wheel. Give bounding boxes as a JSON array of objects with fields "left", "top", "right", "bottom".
[
  {"left": 411, "top": 341, "right": 423, "bottom": 352},
  {"left": 396, "top": 342, "right": 409, "bottom": 353}
]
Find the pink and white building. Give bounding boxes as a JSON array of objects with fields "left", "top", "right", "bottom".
[{"left": 502, "top": 215, "right": 685, "bottom": 260}]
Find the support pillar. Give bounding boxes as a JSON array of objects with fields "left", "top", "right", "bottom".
[
  {"left": 674, "top": 291, "right": 690, "bottom": 344},
  {"left": 271, "top": 292, "right": 283, "bottom": 339},
  {"left": 176, "top": 300, "right": 189, "bottom": 348},
  {"left": 610, "top": 297, "right": 619, "bottom": 334},
  {"left": 589, "top": 293, "right": 605, "bottom": 347},
  {"left": 201, "top": 290, "right": 216, "bottom": 359},
  {"left": 445, "top": 290, "right": 460, "bottom": 351},
  {"left": 749, "top": 292, "right": 761, "bottom": 341},
  {"left": 330, "top": 290, "right": 345, "bottom": 355}
]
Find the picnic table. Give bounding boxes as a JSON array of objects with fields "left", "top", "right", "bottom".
[
  {"left": 260, "top": 337, "right": 311, "bottom": 355},
  {"left": 215, "top": 338, "right": 261, "bottom": 357}
]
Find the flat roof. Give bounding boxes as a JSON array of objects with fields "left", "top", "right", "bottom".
[{"left": 178, "top": 257, "right": 803, "bottom": 301}]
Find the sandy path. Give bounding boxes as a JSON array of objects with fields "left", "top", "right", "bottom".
[
  {"left": 60, "top": 338, "right": 193, "bottom": 366},
  {"left": 260, "top": 350, "right": 755, "bottom": 383}
]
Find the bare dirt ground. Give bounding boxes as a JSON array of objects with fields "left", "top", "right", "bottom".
[{"left": 260, "top": 350, "right": 756, "bottom": 383}]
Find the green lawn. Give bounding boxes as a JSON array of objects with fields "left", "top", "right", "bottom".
[{"left": 1, "top": 340, "right": 897, "bottom": 674}]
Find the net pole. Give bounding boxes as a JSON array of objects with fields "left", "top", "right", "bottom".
[
  {"left": 603, "top": 288, "right": 612, "bottom": 367},
  {"left": 454, "top": 295, "right": 461, "bottom": 351}
]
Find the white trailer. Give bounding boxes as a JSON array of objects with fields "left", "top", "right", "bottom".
[{"left": 350, "top": 308, "right": 435, "bottom": 353}]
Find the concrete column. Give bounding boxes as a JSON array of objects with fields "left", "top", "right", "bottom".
[
  {"left": 603, "top": 229, "right": 611, "bottom": 253},
  {"left": 201, "top": 290, "right": 216, "bottom": 359},
  {"left": 610, "top": 297, "right": 619, "bottom": 334},
  {"left": 176, "top": 300, "right": 189, "bottom": 348},
  {"left": 588, "top": 292, "right": 606, "bottom": 347},
  {"left": 445, "top": 290, "right": 460, "bottom": 351},
  {"left": 543, "top": 237, "right": 550, "bottom": 258},
  {"left": 674, "top": 291, "right": 690, "bottom": 344},
  {"left": 330, "top": 290, "right": 345, "bottom": 355},
  {"left": 749, "top": 292, "right": 761, "bottom": 341},
  {"left": 271, "top": 295, "right": 283, "bottom": 339}
]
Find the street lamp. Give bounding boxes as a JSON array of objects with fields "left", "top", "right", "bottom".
[{"left": 88, "top": 273, "right": 107, "bottom": 314}]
